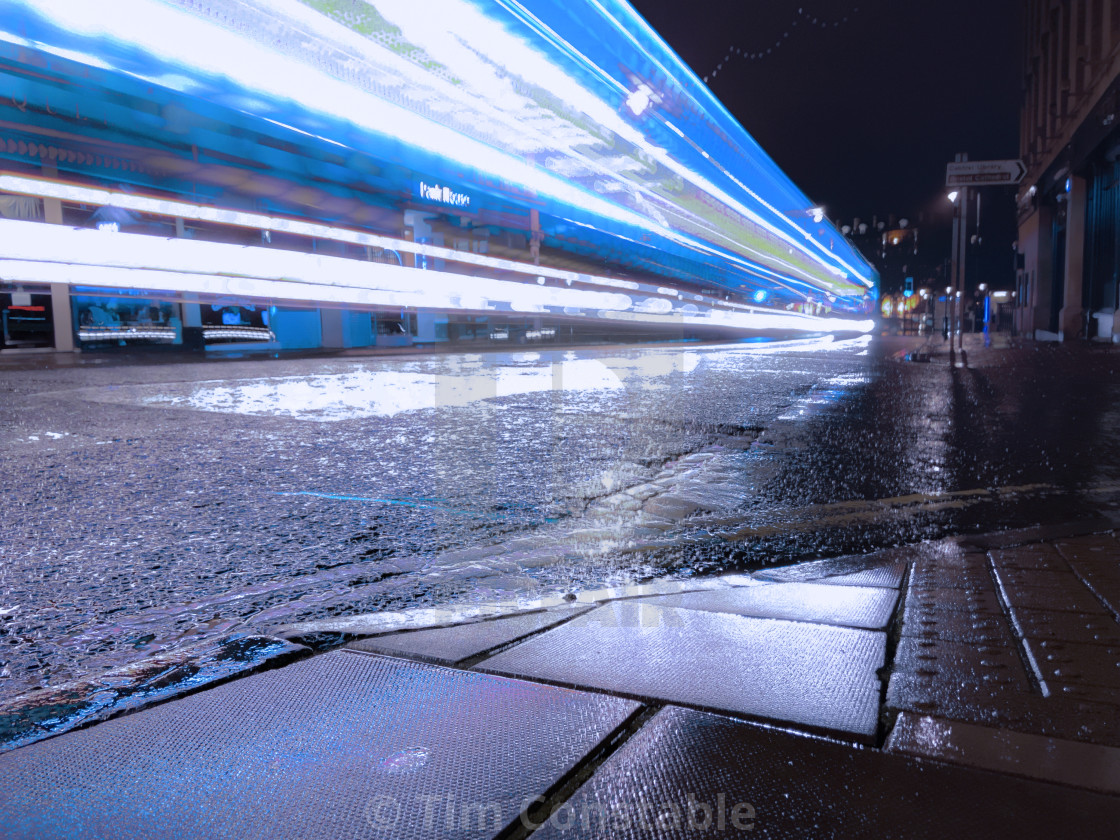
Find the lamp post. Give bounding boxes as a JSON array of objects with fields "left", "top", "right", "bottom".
[{"left": 948, "top": 166, "right": 969, "bottom": 359}]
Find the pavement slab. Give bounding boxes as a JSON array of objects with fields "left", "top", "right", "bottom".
[
  {"left": 1046, "top": 681, "right": 1120, "bottom": 705},
  {"left": 892, "top": 636, "right": 1032, "bottom": 692},
  {"left": 899, "top": 598, "right": 1013, "bottom": 645},
  {"left": 345, "top": 606, "right": 591, "bottom": 665},
  {"left": 907, "top": 557, "right": 993, "bottom": 592},
  {"left": 993, "top": 571, "right": 1110, "bottom": 614},
  {"left": 885, "top": 712, "right": 1120, "bottom": 794},
  {"left": 886, "top": 673, "right": 1046, "bottom": 729},
  {"left": 1055, "top": 534, "right": 1120, "bottom": 562},
  {"left": 1066, "top": 566, "right": 1120, "bottom": 614},
  {"left": 630, "top": 582, "right": 899, "bottom": 630},
  {"left": 1024, "top": 638, "right": 1120, "bottom": 690},
  {"left": 992, "top": 567, "right": 1094, "bottom": 590},
  {"left": 1008, "top": 606, "right": 1120, "bottom": 646},
  {"left": 480, "top": 601, "right": 885, "bottom": 739},
  {"left": 904, "top": 586, "right": 1005, "bottom": 614},
  {"left": 989, "top": 543, "right": 1073, "bottom": 571},
  {"left": 528, "top": 705, "right": 1120, "bottom": 840},
  {"left": 898, "top": 611, "right": 1018, "bottom": 644},
  {"left": 750, "top": 551, "right": 906, "bottom": 586},
  {"left": 799, "top": 562, "right": 907, "bottom": 589},
  {"left": 0, "top": 650, "right": 640, "bottom": 840}
]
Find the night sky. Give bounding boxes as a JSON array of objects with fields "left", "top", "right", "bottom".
[{"left": 630, "top": 0, "right": 1023, "bottom": 284}]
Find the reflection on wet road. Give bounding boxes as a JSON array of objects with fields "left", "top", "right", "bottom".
[{"left": 2, "top": 336, "right": 1120, "bottom": 701}]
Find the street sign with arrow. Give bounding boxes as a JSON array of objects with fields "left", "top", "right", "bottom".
[{"left": 946, "top": 159, "right": 1027, "bottom": 187}]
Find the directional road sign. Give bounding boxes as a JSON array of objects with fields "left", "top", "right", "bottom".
[{"left": 946, "top": 159, "right": 1027, "bottom": 187}]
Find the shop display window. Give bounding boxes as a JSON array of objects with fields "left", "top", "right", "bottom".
[{"left": 73, "top": 294, "right": 181, "bottom": 346}]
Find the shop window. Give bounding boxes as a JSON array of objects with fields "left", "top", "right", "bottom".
[
  {"left": 199, "top": 304, "right": 275, "bottom": 343},
  {"left": 74, "top": 295, "right": 180, "bottom": 347},
  {"left": 1, "top": 288, "right": 53, "bottom": 349}
]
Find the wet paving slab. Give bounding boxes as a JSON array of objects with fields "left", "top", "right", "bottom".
[
  {"left": 887, "top": 529, "right": 1120, "bottom": 751},
  {"left": 1, "top": 526, "right": 1119, "bottom": 836},
  {"left": 1026, "top": 639, "right": 1120, "bottom": 691},
  {"left": 1009, "top": 606, "right": 1120, "bottom": 646},
  {"left": 345, "top": 606, "right": 592, "bottom": 665},
  {"left": 0, "top": 650, "right": 640, "bottom": 840},
  {"left": 994, "top": 575, "right": 1113, "bottom": 614},
  {"left": 479, "top": 600, "right": 886, "bottom": 740},
  {"left": 885, "top": 711, "right": 1120, "bottom": 794},
  {"left": 528, "top": 705, "right": 1120, "bottom": 840},
  {"left": 892, "top": 636, "right": 1033, "bottom": 692},
  {"left": 626, "top": 581, "right": 899, "bottom": 630},
  {"left": 898, "top": 603, "right": 1015, "bottom": 645},
  {"left": 794, "top": 562, "right": 907, "bottom": 589}
]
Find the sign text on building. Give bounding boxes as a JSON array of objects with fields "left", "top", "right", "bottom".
[{"left": 418, "top": 181, "right": 471, "bottom": 208}]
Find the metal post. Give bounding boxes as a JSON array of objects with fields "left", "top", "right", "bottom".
[
  {"left": 949, "top": 153, "right": 966, "bottom": 361},
  {"left": 957, "top": 184, "right": 969, "bottom": 353}
]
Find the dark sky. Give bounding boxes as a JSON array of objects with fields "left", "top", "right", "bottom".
[{"left": 629, "top": 0, "right": 1023, "bottom": 233}]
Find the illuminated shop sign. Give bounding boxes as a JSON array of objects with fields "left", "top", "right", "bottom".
[{"left": 417, "top": 181, "right": 470, "bottom": 208}]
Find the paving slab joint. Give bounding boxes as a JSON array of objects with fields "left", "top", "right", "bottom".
[
  {"left": 987, "top": 556, "right": 1050, "bottom": 697},
  {"left": 876, "top": 560, "right": 913, "bottom": 746},
  {"left": 494, "top": 703, "right": 660, "bottom": 840},
  {"left": 458, "top": 609, "right": 598, "bottom": 669},
  {"left": 1058, "top": 550, "right": 1120, "bottom": 625}
]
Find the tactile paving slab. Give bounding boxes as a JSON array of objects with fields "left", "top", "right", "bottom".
[
  {"left": 905, "top": 586, "right": 1005, "bottom": 613},
  {"left": 0, "top": 651, "right": 640, "bottom": 840},
  {"left": 907, "top": 555, "right": 994, "bottom": 592},
  {"left": 886, "top": 712, "right": 1120, "bottom": 794},
  {"left": 899, "top": 610, "right": 1015, "bottom": 644},
  {"left": 529, "top": 706, "right": 1120, "bottom": 840},
  {"left": 893, "top": 636, "right": 1032, "bottom": 691},
  {"left": 482, "top": 601, "right": 885, "bottom": 738},
  {"left": 346, "top": 607, "right": 591, "bottom": 664},
  {"left": 631, "top": 582, "right": 899, "bottom": 630}
]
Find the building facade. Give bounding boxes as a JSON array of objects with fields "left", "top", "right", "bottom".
[{"left": 1017, "top": 0, "right": 1120, "bottom": 340}]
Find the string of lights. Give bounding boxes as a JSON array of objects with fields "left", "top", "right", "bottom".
[{"left": 703, "top": 6, "right": 859, "bottom": 82}]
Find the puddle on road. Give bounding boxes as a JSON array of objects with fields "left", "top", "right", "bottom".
[{"left": 138, "top": 359, "right": 626, "bottom": 421}]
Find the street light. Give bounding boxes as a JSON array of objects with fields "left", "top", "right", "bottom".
[{"left": 948, "top": 191, "right": 960, "bottom": 203}]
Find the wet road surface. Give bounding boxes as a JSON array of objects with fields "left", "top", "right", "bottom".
[{"left": 2, "top": 334, "right": 1120, "bottom": 702}]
